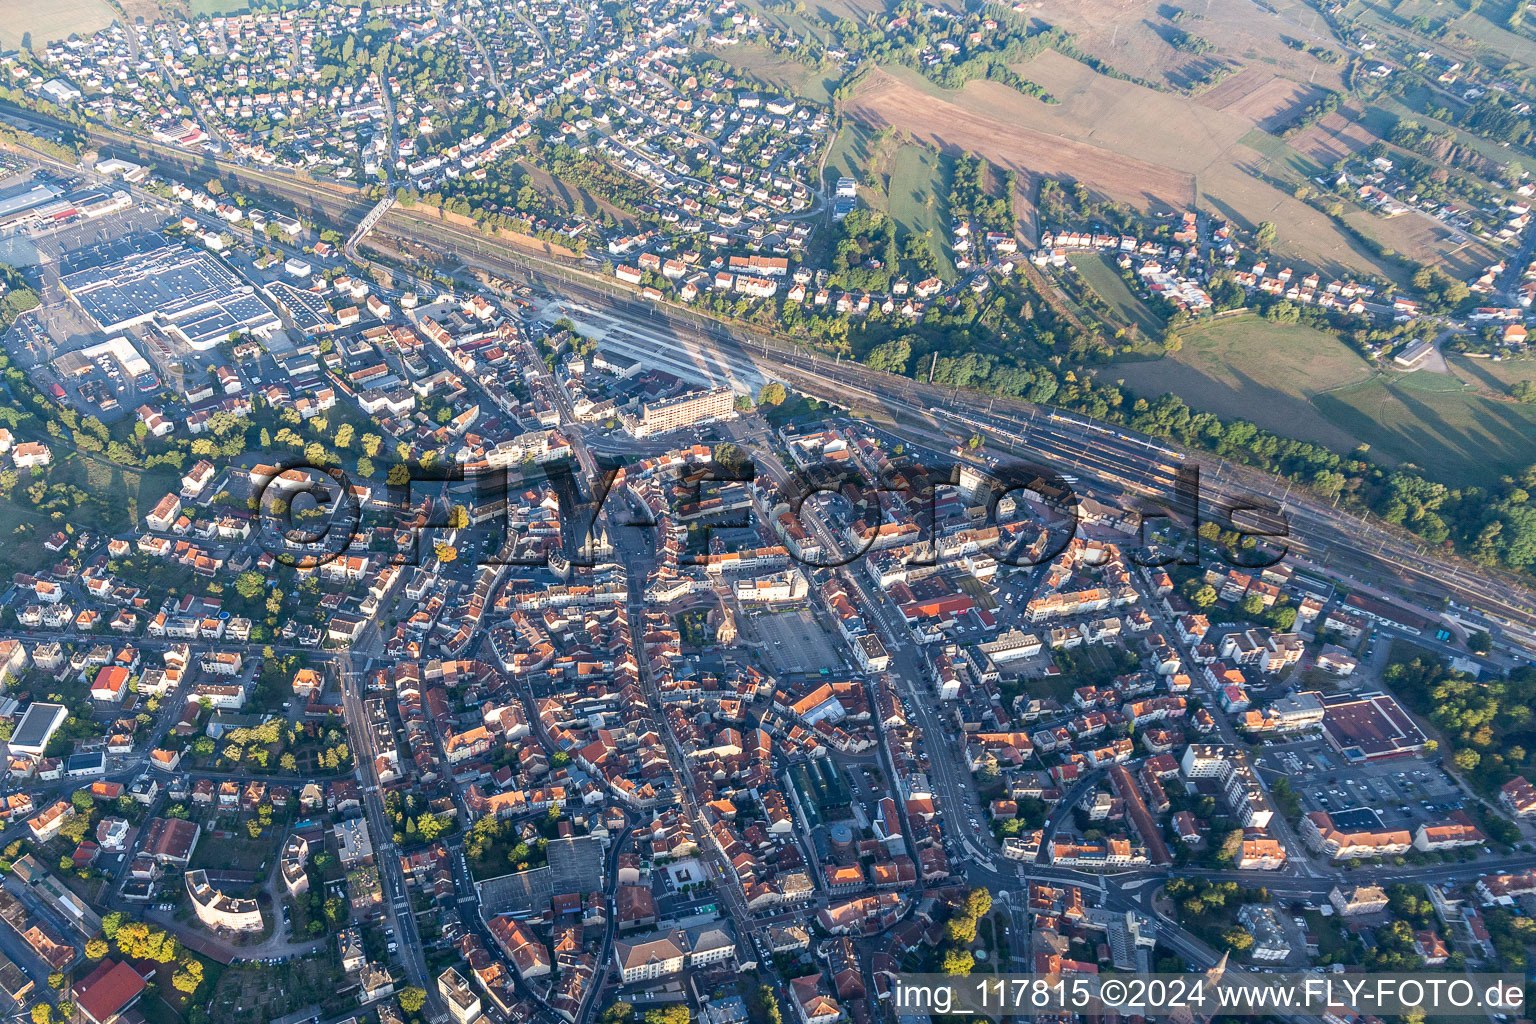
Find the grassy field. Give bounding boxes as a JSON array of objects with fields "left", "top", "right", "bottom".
[
  {"left": 1312, "top": 371, "right": 1536, "bottom": 485},
  {"left": 1341, "top": 0, "right": 1536, "bottom": 66},
  {"left": 885, "top": 145, "right": 956, "bottom": 281},
  {"left": 190, "top": 829, "right": 276, "bottom": 874},
  {"left": 1238, "top": 128, "right": 1328, "bottom": 183},
  {"left": 1072, "top": 252, "right": 1163, "bottom": 335},
  {"left": 0, "top": 0, "right": 117, "bottom": 48},
  {"left": 820, "top": 128, "right": 958, "bottom": 280},
  {"left": 1341, "top": 208, "right": 1495, "bottom": 279},
  {"left": 1116, "top": 316, "right": 1536, "bottom": 483},
  {"left": 1115, "top": 316, "right": 1376, "bottom": 452},
  {"left": 1007, "top": 0, "right": 1348, "bottom": 93},
  {"left": 1448, "top": 354, "right": 1536, "bottom": 396},
  {"left": 1445, "top": 10, "right": 1536, "bottom": 62},
  {"left": 704, "top": 43, "right": 839, "bottom": 106},
  {"left": 740, "top": 0, "right": 837, "bottom": 45},
  {"left": 823, "top": 120, "right": 878, "bottom": 193},
  {"left": 807, "top": 0, "right": 962, "bottom": 20}
]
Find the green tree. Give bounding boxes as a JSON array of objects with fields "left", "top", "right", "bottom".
[
  {"left": 941, "top": 947, "right": 975, "bottom": 975},
  {"left": 600, "top": 1004, "right": 636, "bottom": 1024},
  {"left": 1221, "top": 926, "right": 1254, "bottom": 952},
  {"left": 712, "top": 442, "right": 750, "bottom": 475},
  {"left": 866, "top": 336, "right": 913, "bottom": 375},
  {"left": 235, "top": 571, "right": 266, "bottom": 600},
  {"left": 59, "top": 813, "right": 90, "bottom": 845},
  {"left": 398, "top": 987, "right": 428, "bottom": 1014},
  {"left": 645, "top": 1005, "right": 691, "bottom": 1024}
]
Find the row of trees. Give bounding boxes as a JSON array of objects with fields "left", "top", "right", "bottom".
[{"left": 938, "top": 887, "right": 993, "bottom": 975}]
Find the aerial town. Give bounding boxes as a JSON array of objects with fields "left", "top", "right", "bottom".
[{"left": 3, "top": 0, "right": 1536, "bottom": 1023}]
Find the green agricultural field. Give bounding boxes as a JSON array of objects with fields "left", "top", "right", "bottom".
[
  {"left": 1115, "top": 316, "right": 1374, "bottom": 451},
  {"left": 0, "top": 0, "right": 117, "bottom": 48},
  {"left": 1312, "top": 372, "right": 1536, "bottom": 485},
  {"left": 1072, "top": 252, "right": 1163, "bottom": 335},
  {"left": 1237, "top": 128, "right": 1328, "bottom": 184},
  {"left": 885, "top": 144, "right": 955, "bottom": 281}
]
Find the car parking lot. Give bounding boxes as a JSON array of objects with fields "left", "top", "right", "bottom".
[
  {"left": 1258, "top": 738, "right": 1463, "bottom": 831},
  {"left": 749, "top": 608, "right": 846, "bottom": 674}
]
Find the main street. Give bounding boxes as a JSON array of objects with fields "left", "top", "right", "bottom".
[
  {"left": 335, "top": 614, "right": 444, "bottom": 1022},
  {"left": 741, "top": 430, "right": 999, "bottom": 874}
]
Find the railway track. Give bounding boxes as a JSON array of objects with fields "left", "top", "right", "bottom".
[{"left": 7, "top": 99, "right": 1536, "bottom": 645}]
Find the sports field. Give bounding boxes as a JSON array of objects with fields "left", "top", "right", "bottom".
[{"left": 0, "top": 0, "right": 117, "bottom": 48}]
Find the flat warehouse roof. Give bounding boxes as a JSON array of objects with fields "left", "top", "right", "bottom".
[
  {"left": 1320, "top": 691, "right": 1427, "bottom": 761},
  {"left": 11, "top": 702, "right": 66, "bottom": 749},
  {"left": 58, "top": 233, "right": 277, "bottom": 345}
]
